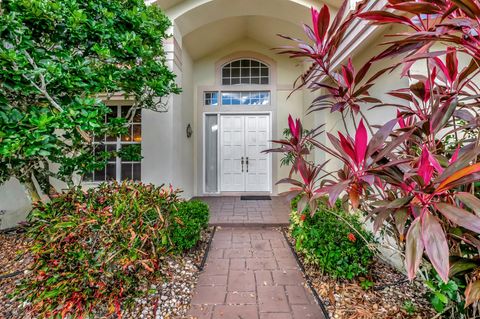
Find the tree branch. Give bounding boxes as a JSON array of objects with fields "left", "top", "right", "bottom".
[{"left": 22, "top": 50, "right": 64, "bottom": 113}]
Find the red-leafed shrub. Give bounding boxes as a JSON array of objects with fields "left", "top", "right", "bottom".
[
  {"left": 14, "top": 181, "right": 208, "bottom": 319},
  {"left": 268, "top": 0, "right": 480, "bottom": 316}
]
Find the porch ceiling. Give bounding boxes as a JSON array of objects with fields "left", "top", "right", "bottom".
[
  {"left": 155, "top": 0, "right": 339, "bottom": 38},
  {"left": 150, "top": 0, "right": 390, "bottom": 74},
  {"left": 152, "top": 0, "right": 343, "bottom": 13},
  {"left": 182, "top": 15, "right": 308, "bottom": 61}
]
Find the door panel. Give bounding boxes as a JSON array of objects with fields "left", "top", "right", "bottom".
[
  {"left": 219, "top": 114, "right": 270, "bottom": 192},
  {"left": 245, "top": 115, "right": 270, "bottom": 192},
  {"left": 220, "top": 115, "right": 245, "bottom": 191}
]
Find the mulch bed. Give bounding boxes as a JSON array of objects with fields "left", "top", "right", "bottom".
[
  {"left": 0, "top": 227, "right": 214, "bottom": 319},
  {"left": 284, "top": 229, "right": 436, "bottom": 319}
]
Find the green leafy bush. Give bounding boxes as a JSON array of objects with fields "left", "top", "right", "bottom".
[
  {"left": 425, "top": 270, "right": 465, "bottom": 315},
  {"left": 279, "top": 127, "right": 312, "bottom": 167},
  {"left": 118, "top": 144, "right": 143, "bottom": 162},
  {"left": 170, "top": 200, "right": 210, "bottom": 252},
  {"left": 290, "top": 197, "right": 374, "bottom": 280},
  {"left": 15, "top": 181, "right": 208, "bottom": 319}
]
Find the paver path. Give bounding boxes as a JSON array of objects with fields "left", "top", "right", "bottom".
[
  {"left": 187, "top": 227, "right": 325, "bottom": 319},
  {"left": 194, "top": 197, "right": 290, "bottom": 226}
]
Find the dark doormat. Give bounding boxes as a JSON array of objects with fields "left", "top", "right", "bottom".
[{"left": 240, "top": 195, "right": 271, "bottom": 200}]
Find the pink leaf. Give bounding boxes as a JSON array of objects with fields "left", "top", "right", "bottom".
[
  {"left": 424, "top": 67, "right": 436, "bottom": 103},
  {"left": 297, "top": 159, "right": 310, "bottom": 185},
  {"left": 456, "top": 192, "right": 480, "bottom": 216},
  {"left": 465, "top": 280, "right": 480, "bottom": 307},
  {"left": 347, "top": 58, "right": 355, "bottom": 76},
  {"left": 355, "top": 119, "right": 368, "bottom": 166},
  {"left": 405, "top": 217, "right": 424, "bottom": 280},
  {"left": 433, "top": 57, "right": 451, "bottom": 83},
  {"left": 436, "top": 202, "right": 480, "bottom": 233},
  {"left": 316, "top": 5, "right": 330, "bottom": 43},
  {"left": 428, "top": 152, "right": 444, "bottom": 174},
  {"left": 311, "top": 7, "right": 319, "bottom": 35},
  {"left": 418, "top": 146, "right": 434, "bottom": 184},
  {"left": 338, "top": 132, "right": 356, "bottom": 163},
  {"left": 341, "top": 65, "right": 353, "bottom": 88},
  {"left": 296, "top": 118, "right": 302, "bottom": 138},
  {"left": 422, "top": 211, "right": 449, "bottom": 283},
  {"left": 319, "top": 180, "right": 350, "bottom": 207},
  {"left": 449, "top": 147, "right": 460, "bottom": 164},
  {"left": 288, "top": 114, "right": 300, "bottom": 140},
  {"left": 357, "top": 11, "right": 417, "bottom": 28},
  {"left": 446, "top": 47, "right": 458, "bottom": 84},
  {"left": 297, "top": 195, "right": 308, "bottom": 214},
  {"left": 397, "top": 110, "right": 406, "bottom": 128}
]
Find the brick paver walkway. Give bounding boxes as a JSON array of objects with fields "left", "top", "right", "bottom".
[
  {"left": 194, "top": 197, "right": 290, "bottom": 226},
  {"left": 187, "top": 227, "right": 325, "bottom": 319}
]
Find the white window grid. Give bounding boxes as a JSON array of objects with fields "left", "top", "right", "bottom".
[
  {"left": 222, "top": 59, "right": 269, "bottom": 85},
  {"left": 204, "top": 91, "right": 271, "bottom": 106},
  {"left": 221, "top": 91, "right": 270, "bottom": 105},
  {"left": 86, "top": 105, "right": 141, "bottom": 182},
  {"left": 204, "top": 91, "right": 219, "bottom": 106}
]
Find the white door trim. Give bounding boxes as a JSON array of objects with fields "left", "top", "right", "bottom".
[{"left": 202, "top": 111, "right": 272, "bottom": 194}]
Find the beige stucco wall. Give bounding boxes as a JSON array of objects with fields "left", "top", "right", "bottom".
[
  {"left": 172, "top": 48, "right": 195, "bottom": 198},
  {"left": 143, "top": 27, "right": 195, "bottom": 198},
  {"left": 0, "top": 179, "right": 31, "bottom": 230}
]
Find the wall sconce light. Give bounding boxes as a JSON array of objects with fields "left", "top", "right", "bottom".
[{"left": 186, "top": 124, "right": 193, "bottom": 138}]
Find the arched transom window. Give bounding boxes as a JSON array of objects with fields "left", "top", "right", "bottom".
[
  {"left": 204, "top": 58, "right": 272, "bottom": 106},
  {"left": 222, "top": 59, "right": 269, "bottom": 85}
]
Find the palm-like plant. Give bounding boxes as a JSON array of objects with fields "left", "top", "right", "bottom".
[{"left": 269, "top": 0, "right": 480, "bottom": 310}]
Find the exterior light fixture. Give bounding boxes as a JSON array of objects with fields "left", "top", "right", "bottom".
[{"left": 186, "top": 123, "right": 193, "bottom": 138}]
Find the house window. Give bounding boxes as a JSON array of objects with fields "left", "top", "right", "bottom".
[
  {"left": 204, "top": 91, "right": 219, "bottom": 106},
  {"left": 85, "top": 105, "right": 142, "bottom": 182},
  {"left": 222, "top": 59, "right": 269, "bottom": 85},
  {"left": 221, "top": 91, "right": 270, "bottom": 105}
]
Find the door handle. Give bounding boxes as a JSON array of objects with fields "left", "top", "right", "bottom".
[
  {"left": 241, "top": 157, "right": 244, "bottom": 172},
  {"left": 246, "top": 157, "right": 249, "bottom": 172}
]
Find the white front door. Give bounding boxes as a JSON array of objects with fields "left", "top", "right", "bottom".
[
  {"left": 220, "top": 115, "right": 245, "bottom": 191},
  {"left": 220, "top": 114, "right": 271, "bottom": 192}
]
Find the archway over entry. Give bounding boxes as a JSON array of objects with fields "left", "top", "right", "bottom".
[{"left": 147, "top": 0, "right": 336, "bottom": 196}]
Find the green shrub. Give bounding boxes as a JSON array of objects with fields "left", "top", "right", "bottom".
[
  {"left": 15, "top": 181, "right": 208, "bottom": 319},
  {"left": 290, "top": 197, "right": 374, "bottom": 280},
  {"left": 425, "top": 270, "right": 465, "bottom": 315},
  {"left": 170, "top": 200, "right": 209, "bottom": 252}
]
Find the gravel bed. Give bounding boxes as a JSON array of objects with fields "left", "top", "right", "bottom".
[
  {"left": 284, "top": 229, "right": 435, "bottom": 319},
  {"left": 0, "top": 229, "right": 33, "bottom": 319},
  {"left": 0, "top": 227, "right": 214, "bottom": 319}
]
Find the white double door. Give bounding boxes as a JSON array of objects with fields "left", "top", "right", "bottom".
[{"left": 220, "top": 115, "right": 271, "bottom": 192}]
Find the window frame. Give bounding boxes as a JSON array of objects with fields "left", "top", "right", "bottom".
[
  {"left": 221, "top": 58, "right": 270, "bottom": 86},
  {"left": 85, "top": 104, "right": 142, "bottom": 183},
  {"left": 221, "top": 90, "right": 271, "bottom": 106},
  {"left": 204, "top": 58, "right": 273, "bottom": 108}
]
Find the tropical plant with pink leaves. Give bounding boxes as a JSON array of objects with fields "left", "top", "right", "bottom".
[{"left": 270, "top": 0, "right": 480, "bottom": 314}]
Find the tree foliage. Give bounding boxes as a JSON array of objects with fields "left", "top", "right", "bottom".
[{"left": 0, "top": 0, "right": 180, "bottom": 200}]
